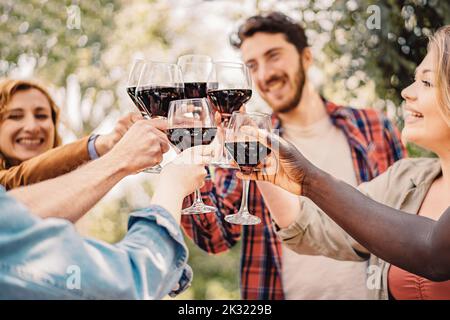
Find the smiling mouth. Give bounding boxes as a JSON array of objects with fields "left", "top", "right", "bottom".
[
  {"left": 404, "top": 110, "right": 424, "bottom": 120},
  {"left": 15, "top": 138, "right": 45, "bottom": 148},
  {"left": 265, "top": 79, "right": 286, "bottom": 94}
]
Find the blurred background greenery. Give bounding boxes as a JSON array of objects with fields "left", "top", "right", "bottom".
[{"left": 1, "top": 0, "right": 449, "bottom": 299}]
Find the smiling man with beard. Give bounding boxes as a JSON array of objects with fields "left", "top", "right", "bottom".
[{"left": 181, "top": 12, "right": 406, "bottom": 300}]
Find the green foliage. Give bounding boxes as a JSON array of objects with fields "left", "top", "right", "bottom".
[
  {"left": 0, "top": 0, "right": 120, "bottom": 85},
  {"left": 326, "top": 0, "right": 450, "bottom": 117},
  {"left": 78, "top": 198, "right": 129, "bottom": 244},
  {"left": 406, "top": 142, "right": 435, "bottom": 158},
  {"left": 0, "top": 0, "right": 123, "bottom": 135},
  {"left": 176, "top": 238, "right": 241, "bottom": 300}
]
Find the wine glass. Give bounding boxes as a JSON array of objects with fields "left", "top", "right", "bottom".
[
  {"left": 136, "top": 62, "right": 184, "bottom": 173},
  {"left": 207, "top": 61, "right": 252, "bottom": 168},
  {"left": 177, "top": 54, "right": 212, "bottom": 65},
  {"left": 167, "top": 98, "right": 217, "bottom": 214},
  {"left": 126, "top": 58, "right": 148, "bottom": 117},
  {"left": 224, "top": 111, "right": 272, "bottom": 225},
  {"left": 177, "top": 54, "right": 213, "bottom": 98}
]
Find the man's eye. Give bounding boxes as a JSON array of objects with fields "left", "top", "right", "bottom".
[
  {"left": 247, "top": 63, "right": 257, "bottom": 72},
  {"left": 269, "top": 53, "right": 279, "bottom": 60}
]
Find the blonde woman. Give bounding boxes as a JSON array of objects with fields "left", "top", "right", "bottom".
[{"left": 240, "top": 26, "right": 450, "bottom": 299}]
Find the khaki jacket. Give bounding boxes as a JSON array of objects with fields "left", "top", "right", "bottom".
[
  {"left": 276, "top": 158, "right": 442, "bottom": 300},
  {"left": 0, "top": 137, "right": 90, "bottom": 190}
]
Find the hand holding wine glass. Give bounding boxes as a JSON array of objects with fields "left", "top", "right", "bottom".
[
  {"left": 160, "top": 148, "right": 212, "bottom": 195},
  {"left": 223, "top": 111, "right": 272, "bottom": 225},
  {"left": 108, "top": 120, "right": 170, "bottom": 174},
  {"left": 94, "top": 112, "right": 143, "bottom": 156},
  {"left": 167, "top": 98, "right": 217, "bottom": 214},
  {"left": 152, "top": 145, "right": 212, "bottom": 222},
  {"left": 234, "top": 126, "right": 311, "bottom": 196}
]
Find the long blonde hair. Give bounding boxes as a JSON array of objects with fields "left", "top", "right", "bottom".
[
  {"left": 428, "top": 26, "right": 450, "bottom": 127},
  {"left": 0, "top": 79, "right": 62, "bottom": 169}
]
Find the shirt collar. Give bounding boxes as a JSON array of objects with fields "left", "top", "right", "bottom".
[
  {"left": 410, "top": 159, "right": 442, "bottom": 188},
  {"left": 271, "top": 97, "right": 363, "bottom": 141},
  {"left": 270, "top": 97, "right": 377, "bottom": 181}
]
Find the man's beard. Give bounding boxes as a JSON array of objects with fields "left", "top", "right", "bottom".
[{"left": 271, "top": 60, "right": 306, "bottom": 114}]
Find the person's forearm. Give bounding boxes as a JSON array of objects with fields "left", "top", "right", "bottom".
[
  {"left": 304, "top": 168, "right": 449, "bottom": 280},
  {"left": 8, "top": 152, "right": 129, "bottom": 222},
  {"left": 0, "top": 137, "right": 90, "bottom": 190},
  {"left": 256, "top": 181, "right": 299, "bottom": 228},
  {"left": 151, "top": 184, "right": 184, "bottom": 223}
]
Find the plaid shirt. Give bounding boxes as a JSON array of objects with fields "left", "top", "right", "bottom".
[{"left": 181, "top": 100, "right": 406, "bottom": 300}]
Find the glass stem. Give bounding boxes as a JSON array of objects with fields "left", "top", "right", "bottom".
[
  {"left": 238, "top": 179, "right": 250, "bottom": 216},
  {"left": 194, "top": 189, "right": 203, "bottom": 204}
]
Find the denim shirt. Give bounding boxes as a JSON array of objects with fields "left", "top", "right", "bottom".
[{"left": 0, "top": 187, "right": 192, "bottom": 299}]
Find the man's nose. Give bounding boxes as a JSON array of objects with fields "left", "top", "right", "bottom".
[{"left": 256, "top": 63, "right": 277, "bottom": 88}]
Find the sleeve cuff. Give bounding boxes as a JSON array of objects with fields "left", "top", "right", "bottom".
[
  {"left": 273, "top": 196, "right": 312, "bottom": 241},
  {"left": 128, "top": 205, "right": 192, "bottom": 295},
  {"left": 168, "top": 265, "right": 193, "bottom": 297},
  {"left": 128, "top": 205, "right": 187, "bottom": 262}
]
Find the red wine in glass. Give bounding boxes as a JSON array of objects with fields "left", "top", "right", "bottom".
[
  {"left": 207, "top": 89, "right": 252, "bottom": 122},
  {"left": 224, "top": 141, "right": 271, "bottom": 174},
  {"left": 136, "top": 85, "right": 184, "bottom": 118},
  {"left": 126, "top": 86, "right": 148, "bottom": 117},
  {"left": 184, "top": 82, "right": 208, "bottom": 99},
  {"left": 184, "top": 82, "right": 219, "bottom": 99},
  {"left": 167, "top": 127, "right": 217, "bottom": 152}
]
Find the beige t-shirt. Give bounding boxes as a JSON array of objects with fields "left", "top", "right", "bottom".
[{"left": 279, "top": 116, "right": 368, "bottom": 299}]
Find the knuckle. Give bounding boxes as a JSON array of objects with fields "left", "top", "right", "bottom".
[
  {"left": 149, "top": 144, "right": 160, "bottom": 154},
  {"left": 148, "top": 134, "right": 159, "bottom": 143}
]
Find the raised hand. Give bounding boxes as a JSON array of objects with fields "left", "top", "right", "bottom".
[
  {"left": 107, "top": 119, "right": 170, "bottom": 174},
  {"left": 94, "top": 112, "right": 169, "bottom": 156},
  {"left": 94, "top": 112, "right": 143, "bottom": 156},
  {"left": 236, "top": 126, "right": 314, "bottom": 196},
  {"left": 151, "top": 145, "right": 213, "bottom": 221},
  {"left": 159, "top": 145, "right": 212, "bottom": 198}
]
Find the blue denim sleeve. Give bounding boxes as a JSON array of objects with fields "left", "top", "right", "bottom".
[{"left": 0, "top": 188, "right": 191, "bottom": 300}]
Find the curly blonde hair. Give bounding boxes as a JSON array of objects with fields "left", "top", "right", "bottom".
[
  {"left": 428, "top": 26, "right": 450, "bottom": 127},
  {"left": 0, "top": 79, "right": 62, "bottom": 169}
]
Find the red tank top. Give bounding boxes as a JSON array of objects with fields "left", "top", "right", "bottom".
[{"left": 388, "top": 265, "right": 450, "bottom": 300}]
